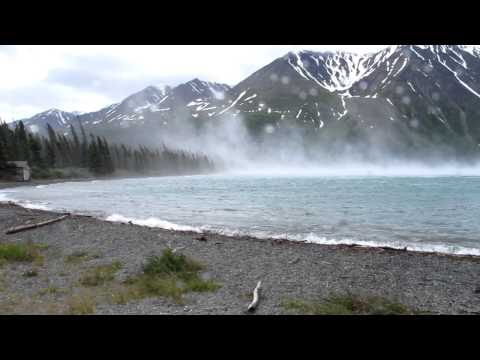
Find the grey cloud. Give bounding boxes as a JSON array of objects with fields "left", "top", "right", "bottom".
[
  {"left": 0, "top": 84, "right": 77, "bottom": 119},
  {"left": 47, "top": 67, "right": 194, "bottom": 101},
  {"left": 0, "top": 85, "right": 64, "bottom": 109},
  {"left": 44, "top": 53, "right": 204, "bottom": 105}
]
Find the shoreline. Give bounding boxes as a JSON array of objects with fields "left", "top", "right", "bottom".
[
  {"left": 1, "top": 202, "right": 480, "bottom": 314},
  {"left": 2, "top": 177, "right": 480, "bottom": 259},
  {"left": 0, "top": 171, "right": 217, "bottom": 190}
]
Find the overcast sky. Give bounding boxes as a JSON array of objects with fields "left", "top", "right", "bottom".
[{"left": 0, "top": 45, "right": 389, "bottom": 122}]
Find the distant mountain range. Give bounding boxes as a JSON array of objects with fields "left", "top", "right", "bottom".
[{"left": 11, "top": 45, "right": 480, "bottom": 162}]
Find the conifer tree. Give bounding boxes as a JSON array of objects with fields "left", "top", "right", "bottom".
[
  {"left": 0, "top": 136, "right": 6, "bottom": 169},
  {"left": 28, "top": 133, "right": 43, "bottom": 168},
  {"left": 88, "top": 135, "right": 102, "bottom": 175},
  {"left": 70, "top": 124, "right": 81, "bottom": 166},
  {"left": 1, "top": 120, "right": 214, "bottom": 180},
  {"left": 77, "top": 117, "right": 88, "bottom": 168}
]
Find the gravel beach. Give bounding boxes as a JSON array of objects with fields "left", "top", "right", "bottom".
[{"left": 1, "top": 200, "right": 480, "bottom": 315}]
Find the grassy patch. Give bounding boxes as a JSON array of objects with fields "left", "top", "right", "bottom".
[
  {"left": 65, "top": 292, "right": 96, "bottom": 315},
  {"left": 35, "top": 244, "right": 50, "bottom": 250},
  {"left": 282, "top": 293, "right": 417, "bottom": 315},
  {"left": 65, "top": 251, "right": 100, "bottom": 264},
  {"left": 79, "top": 261, "right": 122, "bottom": 287},
  {"left": 0, "top": 242, "right": 44, "bottom": 264},
  {"left": 37, "top": 286, "right": 65, "bottom": 296},
  {"left": 108, "top": 285, "right": 142, "bottom": 305},
  {"left": 183, "top": 276, "right": 221, "bottom": 293},
  {"left": 118, "top": 248, "right": 220, "bottom": 304},
  {"left": 128, "top": 275, "right": 184, "bottom": 303},
  {"left": 142, "top": 249, "right": 204, "bottom": 277}
]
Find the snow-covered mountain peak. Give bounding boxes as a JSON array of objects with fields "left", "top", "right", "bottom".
[
  {"left": 185, "top": 78, "right": 230, "bottom": 95},
  {"left": 18, "top": 108, "right": 77, "bottom": 129},
  {"left": 44, "top": 108, "right": 64, "bottom": 115},
  {"left": 177, "top": 78, "right": 230, "bottom": 102},
  {"left": 282, "top": 45, "right": 480, "bottom": 95},
  {"left": 284, "top": 47, "right": 400, "bottom": 92}
]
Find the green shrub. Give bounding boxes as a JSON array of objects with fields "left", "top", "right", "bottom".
[
  {"left": 118, "top": 248, "right": 220, "bottom": 304},
  {"left": 0, "top": 242, "right": 43, "bottom": 263},
  {"left": 283, "top": 293, "right": 416, "bottom": 315},
  {"left": 183, "top": 277, "right": 221, "bottom": 293},
  {"left": 79, "top": 261, "right": 122, "bottom": 287},
  {"left": 133, "top": 275, "right": 184, "bottom": 303},
  {"left": 143, "top": 248, "right": 203, "bottom": 279},
  {"left": 31, "top": 167, "right": 56, "bottom": 179},
  {"left": 65, "top": 292, "right": 95, "bottom": 315}
]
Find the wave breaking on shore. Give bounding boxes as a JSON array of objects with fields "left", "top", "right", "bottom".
[
  {"left": 2, "top": 190, "right": 480, "bottom": 257},
  {"left": 104, "top": 212, "right": 480, "bottom": 257}
]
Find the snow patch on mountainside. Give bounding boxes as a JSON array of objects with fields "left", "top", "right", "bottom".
[{"left": 286, "top": 46, "right": 400, "bottom": 93}]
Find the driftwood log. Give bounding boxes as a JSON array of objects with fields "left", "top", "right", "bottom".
[
  {"left": 247, "top": 281, "right": 262, "bottom": 313},
  {"left": 5, "top": 214, "right": 70, "bottom": 235}
]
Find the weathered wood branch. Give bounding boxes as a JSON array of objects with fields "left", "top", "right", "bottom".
[
  {"left": 5, "top": 214, "right": 70, "bottom": 234},
  {"left": 289, "top": 257, "right": 300, "bottom": 265},
  {"left": 247, "top": 281, "right": 262, "bottom": 313}
]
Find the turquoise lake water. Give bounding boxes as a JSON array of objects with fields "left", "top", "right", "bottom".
[{"left": 2, "top": 173, "right": 480, "bottom": 255}]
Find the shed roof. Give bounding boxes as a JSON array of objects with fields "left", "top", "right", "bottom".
[{"left": 7, "top": 161, "right": 30, "bottom": 168}]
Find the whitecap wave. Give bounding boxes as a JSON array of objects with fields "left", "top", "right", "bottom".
[
  {"left": 0, "top": 191, "right": 52, "bottom": 211},
  {"left": 101, "top": 214, "right": 480, "bottom": 256},
  {"left": 268, "top": 232, "right": 480, "bottom": 256},
  {"left": 105, "top": 214, "right": 203, "bottom": 233},
  {"left": 19, "top": 201, "right": 52, "bottom": 211},
  {"left": 0, "top": 192, "right": 12, "bottom": 202}
]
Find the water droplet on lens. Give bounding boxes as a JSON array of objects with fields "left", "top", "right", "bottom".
[
  {"left": 401, "top": 96, "right": 411, "bottom": 105},
  {"left": 281, "top": 76, "right": 290, "bottom": 85}
]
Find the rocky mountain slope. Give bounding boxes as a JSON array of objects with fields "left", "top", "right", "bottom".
[{"left": 12, "top": 45, "right": 480, "bottom": 161}]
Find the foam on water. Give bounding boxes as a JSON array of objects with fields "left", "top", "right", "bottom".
[
  {"left": 102, "top": 213, "right": 480, "bottom": 256},
  {"left": 105, "top": 214, "right": 203, "bottom": 233},
  {"left": 17, "top": 201, "right": 52, "bottom": 211},
  {"left": 270, "top": 232, "right": 480, "bottom": 256},
  {"left": 0, "top": 191, "right": 52, "bottom": 211}
]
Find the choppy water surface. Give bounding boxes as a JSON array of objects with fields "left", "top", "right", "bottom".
[{"left": 2, "top": 174, "right": 480, "bottom": 255}]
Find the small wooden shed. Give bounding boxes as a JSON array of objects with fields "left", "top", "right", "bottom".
[{"left": 7, "top": 161, "right": 31, "bottom": 181}]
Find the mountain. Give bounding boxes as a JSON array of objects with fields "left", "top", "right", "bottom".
[
  {"left": 214, "top": 45, "right": 480, "bottom": 159},
  {"left": 19, "top": 109, "right": 78, "bottom": 135},
  {"left": 17, "top": 79, "right": 231, "bottom": 136},
  {"left": 12, "top": 45, "right": 480, "bottom": 162}
]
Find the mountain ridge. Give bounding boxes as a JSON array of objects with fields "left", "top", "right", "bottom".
[{"left": 8, "top": 45, "right": 480, "bottom": 162}]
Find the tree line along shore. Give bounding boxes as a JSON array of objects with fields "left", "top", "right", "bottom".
[{"left": 0, "top": 119, "right": 215, "bottom": 181}]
